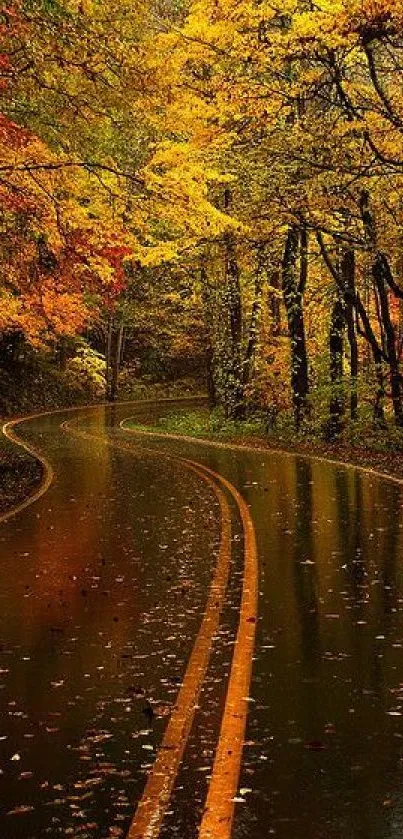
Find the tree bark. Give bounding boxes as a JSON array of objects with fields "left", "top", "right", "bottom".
[
  {"left": 110, "top": 323, "right": 124, "bottom": 402},
  {"left": 327, "top": 291, "right": 346, "bottom": 440},
  {"left": 268, "top": 269, "right": 281, "bottom": 336},
  {"left": 222, "top": 189, "right": 244, "bottom": 418},
  {"left": 243, "top": 245, "right": 266, "bottom": 389},
  {"left": 282, "top": 224, "right": 310, "bottom": 430},
  {"left": 340, "top": 247, "right": 358, "bottom": 420},
  {"left": 317, "top": 230, "right": 387, "bottom": 425},
  {"left": 200, "top": 260, "right": 217, "bottom": 405},
  {"left": 359, "top": 191, "right": 403, "bottom": 426},
  {"left": 372, "top": 255, "right": 403, "bottom": 426},
  {"left": 105, "top": 318, "right": 124, "bottom": 402},
  {"left": 105, "top": 315, "right": 113, "bottom": 401}
]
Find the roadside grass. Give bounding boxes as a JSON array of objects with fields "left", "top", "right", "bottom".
[
  {"left": 124, "top": 405, "right": 403, "bottom": 461},
  {"left": 124, "top": 407, "right": 267, "bottom": 441}
]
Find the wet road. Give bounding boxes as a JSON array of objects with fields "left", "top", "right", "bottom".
[{"left": 2, "top": 401, "right": 403, "bottom": 839}]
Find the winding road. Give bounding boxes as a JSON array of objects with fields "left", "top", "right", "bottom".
[{"left": 2, "top": 400, "right": 403, "bottom": 839}]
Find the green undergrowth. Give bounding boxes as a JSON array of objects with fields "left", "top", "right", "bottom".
[
  {"left": 120, "top": 375, "right": 205, "bottom": 402},
  {"left": 125, "top": 407, "right": 267, "bottom": 441},
  {"left": 125, "top": 405, "right": 403, "bottom": 458}
]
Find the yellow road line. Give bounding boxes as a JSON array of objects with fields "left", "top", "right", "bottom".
[
  {"left": 125, "top": 460, "right": 232, "bottom": 839},
  {"left": 120, "top": 416, "right": 403, "bottom": 488},
  {"left": 194, "top": 464, "right": 258, "bottom": 839},
  {"left": 0, "top": 397, "right": 205, "bottom": 525},
  {"left": 62, "top": 420, "right": 235, "bottom": 839},
  {"left": 4, "top": 401, "right": 403, "bottom": 839},
  {"left": 3, "top": 404, "right": 259, "bottom": 839},
  {"left": 0, "top": 418, "right": 54, "bottom": 525},
  {"left": 119, "top": 425, "right": 259, "bottom": 839}
]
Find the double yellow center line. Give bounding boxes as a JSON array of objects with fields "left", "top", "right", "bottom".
[
  {"left": 116, "top": 425, "right": 259, "bottom": 839},
  {"left": 2, "top": 406, "right": 258, "bottom": 839}
]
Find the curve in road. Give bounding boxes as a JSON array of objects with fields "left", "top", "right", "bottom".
[{"left": 63, "top": 415, "right": 259, "bottom": 839}]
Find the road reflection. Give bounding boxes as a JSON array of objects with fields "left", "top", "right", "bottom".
[{"left": 1, "top": 402, "right": 403, "bottom": 839}]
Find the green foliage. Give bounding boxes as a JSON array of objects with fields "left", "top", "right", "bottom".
[
  {"left": 119, "top": 375, "right": 203, "bottom": 401},
  {"left": 131, "top": 407, "right": 267, "bottom": 440},
  {"left": 127, "top": 401, "right": 403, "bottom": 461}
]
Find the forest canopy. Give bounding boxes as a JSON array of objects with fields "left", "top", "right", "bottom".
[{"left": 1, "top": 0, "right": 403, "bottom": 442}]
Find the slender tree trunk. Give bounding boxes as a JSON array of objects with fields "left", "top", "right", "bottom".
[
  {"left": 110, "top": 323, "right": 124, "bottom": 402},
  {"left": 268, "top": 269, "right": 281, "bottom": 336},
  {"left": 121, "top": 327, "right": 127, "bottom": 370},
  {"left": 327, "top": 291, "right": 346, "bottom": 440},
  {"left": 222, "top": 189, "right": 243, "bottom": 419},
  {"left": 200, "top": 260, "right": 217, "bottom": 405},
  {"left": 373, "top": 365, "right": 387, "bottom": 426},
  {"left": 105, "top": 315, "right": 113, "bottom": 400},
  {"left": 360, "top": 190, "right": 403, "bottom": 426},
  {"left": 243, "top": 245, "right": 266, "bottom": 389},
  {"left": 341, "top": 248, "right": 358, "bottom": 419},
  {"left": 282, "top": 224, "right": 309, "bottom": 430},
  {"left": 373, "top": 255, "right": 403, "bottom": 426},
  {"left": 317, "top": 230, "right": 387, "bottom": 425}
]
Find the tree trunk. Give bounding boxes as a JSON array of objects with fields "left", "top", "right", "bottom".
[
  {"left": 268, "top": 269, "right": 281, "bottom": 336},
  {"left": 105, "top": 315, "right": 113, "bottom": 401},
  {"left": 317, "top": 230, "right": 387, "bottom": 426},
  {"left": 327, "top": 291, "right": 346, "bottom": 440},
  {"left": 282, "top": 224, "right": 310, "bottom": 430},
  {"left": 200, "top": 260, "right": 217, "bottom": 406},
  {"left": 222, "top": 189, "right": 243, "bottom": 419},
  {"left": 359, "top": 190, "right": 403, "bottom": 426},
  {"left": 373, "top": 255, "right": 403, "bottom": 426},
  {"left": 341, "top": 247, "right": 358, "bottom": 420},
  {"left": 110, "top": 323, "right": 124, "bottom": 402},
  {"left": 373, "top": 364, "right": 387, "bottom": 427},
  {"left": 242, "top": 245, "right": 266, "bottom": 389}
]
